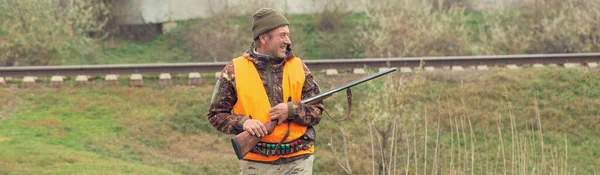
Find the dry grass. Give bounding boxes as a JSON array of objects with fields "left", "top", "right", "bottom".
[
  {"left": 0, "top": 90, "right": 18, "bottom": 120},
  {"left": 1, "top": 69, "right": 599, "bottom": 174},
  {"left": 475, "top": 0, "right": 600, "bottom": 54},
  {"left": 315, "top": 68, "right": 600, "bottom": 174},
  {"left": 181, "top": 9, "right": 252, "bottom": 62},
  {"left": 359, "top": 0, "right": 471, "bottom": 57},
  {"left": 357, "top": 0, "right": 600, "bottom": 57},
  {"left": 0, "top": 0, "right": 110, "bottom": 66}
]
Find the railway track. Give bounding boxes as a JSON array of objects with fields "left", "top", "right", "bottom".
[{"left": 0, "top": 53, "right": 599, "bottom": 88}]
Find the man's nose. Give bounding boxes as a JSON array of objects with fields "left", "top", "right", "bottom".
[{"left": 283, "top": 35, "right": 291, "bottom": 45}]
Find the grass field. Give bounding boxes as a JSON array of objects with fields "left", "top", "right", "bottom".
[{"left": 1, "top": 68, "right": 599, "bottom": 174}]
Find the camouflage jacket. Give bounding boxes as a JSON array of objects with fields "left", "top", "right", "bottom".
[{"left": 207, "top": 44, "right": 324, "bottom": 135}]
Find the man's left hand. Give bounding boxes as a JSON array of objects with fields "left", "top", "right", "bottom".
[{"left": 269, "top": 103, "right": 289, "bottom": 125}]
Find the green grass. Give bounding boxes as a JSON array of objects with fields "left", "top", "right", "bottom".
[
  {"left": 1, "top": 68, "right": 599, "bottom": 174},
  {"left": 0, "top": 89, "right": 181, "bottom": 174},
  {"left": 0, "top": 82, "right": 238, "bottom": 174},
  {"left": 76, "top": 12, "right": 369, "bottom": 66},
  {"left": 91, "top": 35, "right": 193, "bottom": 65}
]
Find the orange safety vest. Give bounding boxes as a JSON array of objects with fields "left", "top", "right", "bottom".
[{"left": 232, "top": 56, "right": 314, "bottom": 162}]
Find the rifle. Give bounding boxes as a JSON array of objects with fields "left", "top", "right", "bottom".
[{"left": 231, "top": 67, "right": 397, "bottom": 159}]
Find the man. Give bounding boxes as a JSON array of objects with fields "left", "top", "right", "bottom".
[{"left": 207, "top": 8, "right": 324, "bottom": 175}]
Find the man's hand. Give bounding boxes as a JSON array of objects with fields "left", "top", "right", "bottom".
[
  {"left": 269, "top": 103, "right": 289, "bottom": 125},
  {"left": 242, "top": 119, "right": 268, "bottom": 137}
]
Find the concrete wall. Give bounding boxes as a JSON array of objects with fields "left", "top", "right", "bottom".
[
  {"left": 113, "top": 0, "right": 364, "bottom": 24},
  {"left": 113, "top": 0, "right": 528, "bottom": 25},
  {"left": 471, "top": 0, "right": 533, "bottom": 11}
]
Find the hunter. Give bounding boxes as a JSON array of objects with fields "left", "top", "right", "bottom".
[{"left": 207, "top": 8, "right": 324, "bottom": 175}]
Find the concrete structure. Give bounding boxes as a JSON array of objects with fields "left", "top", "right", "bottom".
[
  {"left": 424, "top": 66, "right": 435, "bottom": 72},
  {"left": 506, "top": 64, "right": 520, "bottom": 69},
  {"left": 352, "top": 68, "right": 366, "bottom": 75},
  {"left": 0, "top": 77, "right": 5, "bottom": 86},
  {"left": 188, "top": 72, "right": 202, "bottom": 86},
  {"left": 112, "top": 0, "right": 527, "bottom": 26},
  {"left": 325, "top": 69, "right": 338, "bottom": 76},
  {"left": 451, "top": 66, "right": 464, "bottom": 71},
  {"left": 159, "top": 73, "right": 173, "bottom": 87},
  {"left": 130, "top": 74, "right": 144, "bottom": 87},
  {"left": 50, "top": 76, "right": 64, "bottom": 88},
  {"left": 588, "top": 62, "right": 598, "bottom": 69},
  {"left": 75, "top": 75, "right": 89, "bottom": 87},
  {"left": 379, "top": 67, "right": 394, "bottom": 73},
  {"left": 476, "top": 65, "right": 489, "bottom": 71},
  {"left": 22, "top": 76, "right": 36, "bottom": 88},
  {"left": 400, "top": 67, "right": 412, "bottom": 73},
  {"left": 112, "top": 0, "right": 365, "bottom": 25},
  {"left": 105, "top": 74, "right": 119, "bottom": 86},
  {"left": 564, "top": 63, "right": 580, "bottom": 68},
  {"left": 533, "top": 64, "right": 544, "bottom": 68}
]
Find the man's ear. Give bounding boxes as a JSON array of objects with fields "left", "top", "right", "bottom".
[{"left": 258, "top": 34, "right": 265, "bottom": 45}]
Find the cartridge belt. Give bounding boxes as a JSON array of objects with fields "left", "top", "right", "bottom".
[
  {"left": 250, "top": 137, "right": 314, "bottom": 157},
  {"left": 250, "top": 126, "right": 316, "bottom": 157}
]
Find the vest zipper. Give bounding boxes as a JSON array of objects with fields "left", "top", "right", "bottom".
[{"left": 266, "top": 60, "right": 274, "bottom": 107}]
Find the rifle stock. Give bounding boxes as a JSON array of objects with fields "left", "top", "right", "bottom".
[
  {"left": 231, "top": 68, "right": 397, "bottom": 159},
  {"left": 232, "top": 120, "right": 278, "bottom": 159}
]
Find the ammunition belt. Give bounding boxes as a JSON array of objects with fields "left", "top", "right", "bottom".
[{"left": 250, "top": 138, "right": 313, "bottom": 157}]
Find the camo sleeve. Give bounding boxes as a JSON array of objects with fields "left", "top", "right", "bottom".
[
  {"left": 290, "top": 63, "right": 324, "bottom": 126},
  {"left": 207, "top": 61, "right": 247, "bottom": 134}
]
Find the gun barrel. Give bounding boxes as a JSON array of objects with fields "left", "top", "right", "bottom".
[{"left": 301, "top": 67, "right": 397, "bottom": 104}]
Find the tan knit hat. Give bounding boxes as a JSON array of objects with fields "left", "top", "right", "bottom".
[{"left": 252, "top": 8, "right": 289, "bottom": 40}]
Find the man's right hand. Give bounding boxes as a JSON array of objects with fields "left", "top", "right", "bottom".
[{"left": 242, "top": 119, "right": 268, "bottom": 137}]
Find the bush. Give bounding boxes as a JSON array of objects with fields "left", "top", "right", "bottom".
[
  {"left": 0, "top": 0, "right": 111, "bottom": 66},
  {"left": 530, "top": 0, "right": 600, "bottom": 53},
  {"left": 359, "top": 0, "right": 471, "bottom": 58},
  {"left": 304, "top": 0, "right": 364, "bottom": 59},
  {"left": 177, "top": 8, "right": 251, "bottom": 62},
  {"left": 478, "top": 0, "right": 600, "bottom": 54},
  {"left": 312, "top": 0, "right": 351, "bottom": 32}
]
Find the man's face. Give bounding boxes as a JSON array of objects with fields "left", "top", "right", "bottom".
[{"left": 261, "top": 25, "right": 291, "bottom": 59}]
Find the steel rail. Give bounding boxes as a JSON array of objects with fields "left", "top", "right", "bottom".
[{"left": 1, "top": 53, "right": 599, "bottom": 77}]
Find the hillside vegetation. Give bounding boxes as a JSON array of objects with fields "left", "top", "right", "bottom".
[
  {"left": 1, "top": 0, "right": 600, "bottom": 66},
  {"left": 1, "top": 68, "right": 599, "bottom": 174},
  {"left": 1, "top": 0, "right": 599, "bottom": 174}
]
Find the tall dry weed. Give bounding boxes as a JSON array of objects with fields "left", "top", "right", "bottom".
[
  {"left": 321, "top": 72, "right": 582, "bottom": 174},
  {"left": 312, "top": 0, "right": 351, "bottom": 32},
  {"left": 478, "top": 0, "right": 600, "bottom": 54},
  {"left": 0, "top": 0, "right": 111, "bottom": 66},
  {"left": 359, "top": 0, "right": 470, "bottom": 58},
  {"left": 358, "top": 74, "right": 426, "bottom": 174},
  {"left": 181, "top": 7, "right": 251, "bottom": 62}
]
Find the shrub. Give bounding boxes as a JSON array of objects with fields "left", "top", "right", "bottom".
[
  {"left": 0, "top": 0, "right": 111, "bottom": 66},
  {"left": 359, "top": 0, "right": 471, "bottom": 58},
  {"left": 478, "top": 0, "right": 600, "bottom": 54},
  {"left": 312, "top": 0, "right": 351, "bottom": 32},
  {"left": 530, "top": 0, "right": 600, "bottom": 53},
  {"left": 179, "top": 8, "right": 252, "bottom": 62},
  {"left": 307, "top": 0, "right": 364, "bottom": 59}
]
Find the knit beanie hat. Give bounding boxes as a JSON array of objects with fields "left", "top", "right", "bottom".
[{"left": 252, "top": 8, "right": 289, "bottom": 40}]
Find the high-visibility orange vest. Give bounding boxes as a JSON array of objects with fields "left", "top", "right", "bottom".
[{"left": 232, "top": 56, "right": 314, "bottom": 162}]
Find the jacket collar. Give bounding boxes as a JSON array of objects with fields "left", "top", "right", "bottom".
[{"left": 242, "top": 43, "right": 295, "bottom": 70}]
